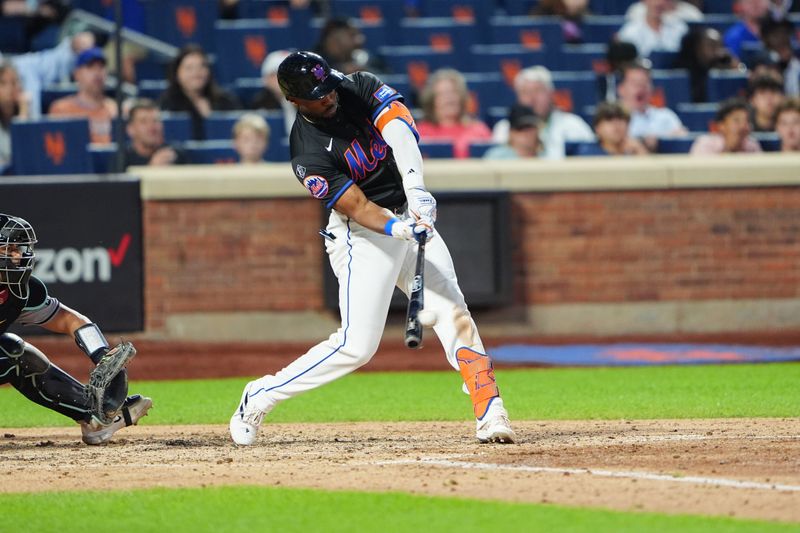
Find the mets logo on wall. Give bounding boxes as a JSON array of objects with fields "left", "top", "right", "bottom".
[{"left": 303, "top": 175, "right": 329, "bottom": 199}]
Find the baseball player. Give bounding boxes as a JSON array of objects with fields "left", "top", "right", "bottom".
[
  {"left": 230, "top": 51, "right": 515, "bottom": 445},
  {"left": 0, "top": 213, "right": 152, "bottom": 445}
]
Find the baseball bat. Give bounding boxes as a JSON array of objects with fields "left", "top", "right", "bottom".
[{"left": 404, "top": 232, "right": 426, "bottom": 349}]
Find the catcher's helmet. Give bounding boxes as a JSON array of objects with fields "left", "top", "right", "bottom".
[
  {"left": 0, "top": 213, "right": 37, "bottom": 300},
  {"left": 277, "top": 51, "right": 344, "bottom": 100}
]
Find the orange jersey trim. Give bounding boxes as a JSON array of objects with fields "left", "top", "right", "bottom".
[{"left": 375, "top": 101, "right": 418, "bottom": 138}]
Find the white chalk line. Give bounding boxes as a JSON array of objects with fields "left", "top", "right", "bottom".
[{"left": 374, "top": 458, "right": 800, "bottom": 493}]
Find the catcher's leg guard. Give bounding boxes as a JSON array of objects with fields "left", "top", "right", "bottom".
[
  {"left": 456, "top": 347, "right": 500, "bottom": 419},
  {"left": 3, "top": 339, "right": 93, "bottom": 422}
]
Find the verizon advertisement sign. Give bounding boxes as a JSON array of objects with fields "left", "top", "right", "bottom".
[{"left": 1, "top": 177, "right": 143, "bottom": 331}]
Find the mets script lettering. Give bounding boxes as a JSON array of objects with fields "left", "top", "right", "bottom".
[{"left": 343, "top": 123, "right": 388, "bottom": 182}]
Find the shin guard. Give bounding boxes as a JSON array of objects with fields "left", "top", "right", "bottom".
[{"left": 456, "top": 347, "right": 499, "bottom": 419}]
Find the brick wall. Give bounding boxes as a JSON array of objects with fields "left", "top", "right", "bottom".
[{"left": 143, "top": 187, "right": 800, "bottom": 331}]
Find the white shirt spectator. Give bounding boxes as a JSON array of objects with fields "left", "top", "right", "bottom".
[
  {"left": 629, "top": 106, "right": 686, "bottom": 138},
  {"left": 617, "top": 17, "right": 688, "bottom": 57},
  {"left": 625, "top": 1, "right": 703, "bottom": 23},
  {"left": 492, "top": 110, "right": 594, "bottom": 159}
]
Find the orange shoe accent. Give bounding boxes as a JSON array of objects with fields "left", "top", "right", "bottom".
[{"left": 456, "top": 347, "right": 499, "bottom": 419}]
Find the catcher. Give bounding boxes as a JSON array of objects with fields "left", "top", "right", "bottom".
[{"left": 0, "top": 213, "right": 151, "bottom": 445}]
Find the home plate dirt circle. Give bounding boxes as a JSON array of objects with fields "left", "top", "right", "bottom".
[{"left": 2, "top": 419, "right": 798, "bottom": 523}]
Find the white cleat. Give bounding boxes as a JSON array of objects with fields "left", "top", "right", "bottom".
[
  {"left": 475, "top": 397, "right": 516, "bottom": 444},
  {"left": 81, "top": 395, "right": 153, "bottom": 445},
  {"left": 229, "top": 381, "right": 268, "bottom": 446}
]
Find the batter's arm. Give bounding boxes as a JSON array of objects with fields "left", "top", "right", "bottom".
[{"left": 333, "top": 184, "right": 416, "bottom": 240}]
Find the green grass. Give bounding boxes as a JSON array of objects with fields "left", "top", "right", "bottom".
[
  {"left": 0, "top": 363, "right": 797, "bottom": 427},
  {"left": 1, "top": 486, "right": 797, "bottom": 533}
]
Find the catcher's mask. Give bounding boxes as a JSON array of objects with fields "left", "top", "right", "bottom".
[
  {"left": 277, "top": 51, "right": 344, "bottom": 100},
  {"left": 0, "top": 213, "right": 37, "bottom": 300}
]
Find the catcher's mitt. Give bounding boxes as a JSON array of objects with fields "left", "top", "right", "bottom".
[{"left": 87, "top": 342, "right": 136, "bottom": 423}]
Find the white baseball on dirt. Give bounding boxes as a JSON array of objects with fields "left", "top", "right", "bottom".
[{"left": 417, "top": 309, "right": 437, "bottom": 327}]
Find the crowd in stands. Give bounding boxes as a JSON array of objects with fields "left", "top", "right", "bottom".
[{"left": 1, "top": 0, "right": 800, "bottom": 175}]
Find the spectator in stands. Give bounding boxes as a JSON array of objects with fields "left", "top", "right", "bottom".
[
  {"left": 48, "top": 47, "right": 117, "bottom": 144},
  {"left": 760, "top": 17, "right": 800, "bottom": 97},
  {"left": 578, "top": 102, "right": 648, "bottom": 156},
  {"left": 483, "top": 104, "right": 542, "bottom": 160},
  {"left": 617, "top": 0, "right": 689, "bottom": 58},
  {"left": 1, "top": 31, "right": 96, "bottom": 118},
  {"left": 723, "top": 0, "right": 770, "bottom": 59},
  {"left": 313, "top": 17, "right": 386, "bottom": 75},
  {"left": 122, "top": 98, "right": 188, "bottom": 168},
  {"left": 158, "top": 45, "right": 241, "bottom": 141},
  {"left": 617, "top": 61, "right": 687, "bottom": 150},
  {"left": 625, "top": 0, "right": 703, "bottom": 23},
  {"left": 677, "top": 26, "right": 741, "bottom": 103},
  {"left": 747, "top": 75, "right": 785, "bottom": 132},
  {"left": 775, "top": 97, "right": 800, "bottom": 152},
  {"left": 532, "top": 0, "right": 590, "bottom": 44},
  {"left": 250, "top": 49, "right": 296, "bottom": 136},
  {"left": 0, "top": 59, "right": 29, "bottom": 173},
  {"left": 233, "top": 113, "right": 270, "bottom": 164},
  {"left": 493, "top": 66, "right": 594, "bottom": 159},
  {"left": 416, "top": 68, "right": 492, "bottom": 159},
  {"left": 690, "top": 98, "right": 762, "bottom": 154}
]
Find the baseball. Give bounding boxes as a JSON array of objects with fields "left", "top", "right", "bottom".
[{"left": 418, "top": 309, "right": 437, "bottom": 327}]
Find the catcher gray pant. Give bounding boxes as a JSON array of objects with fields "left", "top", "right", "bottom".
[{"left": 0, "top": 332, "right": 93, "bottom": 423}]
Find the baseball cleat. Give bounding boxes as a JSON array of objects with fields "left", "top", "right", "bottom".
[
  {"left": 230, "top": 381, "right": 268, "bottom": 446},
  {"left": 81, "top": 394, "right": 153, "bottom": 445},
  {"left": 475, "top": 397, "right": 516, "bottom": 444}
]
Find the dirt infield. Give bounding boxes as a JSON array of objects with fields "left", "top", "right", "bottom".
[{"left": 2, "top": 418, "right": 798, "bottom": 523}]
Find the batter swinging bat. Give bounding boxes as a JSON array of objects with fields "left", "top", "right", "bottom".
[{"left": 404, "top": 232, "right": 427, "bottom": 349}]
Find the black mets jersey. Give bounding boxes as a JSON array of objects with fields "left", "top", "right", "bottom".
[
  {"left": 0, "top": 277, "right": 60, "bottom": 335},
  {"left": 289, "top": 71, "right": 417, "bottom": 211}
]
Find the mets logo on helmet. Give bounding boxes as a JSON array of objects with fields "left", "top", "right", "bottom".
[
  {"left": 312, "top": 64, "right": 326, "bottom": 81},
  {"left": 303, "top": 175, "right": 329, "bottom": 199}
]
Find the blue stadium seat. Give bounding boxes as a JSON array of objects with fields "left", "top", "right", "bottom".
[
  {"left": 581, "top": 16, "right": 625, "bottom": 43},
  {"left": 588, "top": 0, "right": 636, "bottom": 16},
  {"left": 702, "top": 0, "right": 734, "bottom": 15},
  {"left": 468, "top": 141, "right": 496, "bottom": 158},
  {"left": 488, "top": 16, "right": 563, "bottom": 63},
  {"left": 10, "top": 118, "right": 92, "bottom": 175},
  {"left": 41, "top": 85, "right": 77, "bottom": 115},
  {"left": 137, "top": 79, "right": 169, "bottom": 100},
  {"left": 651, "top": 69, "right": 691, "bottom": 108},
  {"left": 571, "top": 141, "right": 606, "bottom": 156},
  {"left": 236, "top": 0, "right": 312, "bottom": 28},
  {"left": 656, "top": 136, "right": 698, "bottom": 154},
  {"left": 418, "top": 141, "right": 455, "bottom": 159},
  {"left": 143, "top": 0, "right": 218, "bottom": 53},
  {"left": 399, "top": 17, "right": 483, "bottom": 50},
  {"left": 161, "top": 113, "right": 193, "bottom": 142},
  {"left": 687, "top": 15, "right": 738, "bottom": 34},
  {"left": 556, "top": 44, "right": 608, "bottom": 73},
  {"left": 214, "top": 20, "right": 307, "bottom": 84},
  {"left": 706, "top": 70, "right": 748, "bottom": 102},
  {"left": 328, "top": 0, "right": 406, "bottom": 23},
  {"left": 501, "top": 0, "right": 537, "bottom": 16},
  {"left": 552, "top": 71, "right": 601, "bottom": 112},
  {"left": 754, "top": 133, "right": 781, "bottom": 152},
  {"left": 89, "top": 143, "right": 119, "bottom": 173},
  {"left": 676, "top": 102, "right": 718, "bottom": 132},
  {"left": 203, "top": 111, "right": 286, "bottom": 141},
  {"left": 183, "top": 140, "right": 239, "bottom": 164},
  {"left": 231, "top": 78, "right": 264, "bottom": 108},
  {"left": 466, "top": 74, "right": 515, "bottom": 119},
  {"left": 470, "top": 44, "right": 547, "bottom": 75},
  {"left": 134, "top": 57, "right": 171, "bottom": 83},
  {"left": 266, "top": 137, "right": 290, "bottom": 162},
  {"left": 377, "top": 45, "right": 468, "bottom": 81},
  {"left": 649, "top": 50, "right": 679, "bottom": 69}
]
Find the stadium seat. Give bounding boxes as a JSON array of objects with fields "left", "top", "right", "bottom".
[
  {"left": 488, "top": 16, "right": 563, "bottom": 63},
  {"left": 581, "top": 16, "right": 625, "bottom": 43},
  {"left": 557, "top": 44, "right": 609, "bottom": 73},
  {"left": 651, "top": 69, "right": 691, "bottom": 108},
  {"left": 753, "top": 133, "right": 781, "bottom": 152},
  {"left": 143, "top": 0, "right": 218, "bottom": 53},
  {"left": 41, "top": 85, "right": 77, "bottom": 115},
  {"left": 137, "top": 79, "right": 169, "bottom": 101},
  {"left": 236, "top": 0, "right": 312, "bottom": 28},
  {"left": 182, "top": 140, "right": 239, "bottom": 164},
  {"left": 377, "top": 46, "right": 467, "bottom": 87},
  {"left": 706, "top": 70, "right": 748, "bottom": 102},
  {"left": 328, "top": 0, "right": 406, "bottom": 25},
  {"left": 203, "top": 111, "right": 285, "bottom": 141},
  {"left": 470, "top": 44, "right": 547, "bottom": 79},
  {"left": 214, "top": 20, "right": 307, "bottom": 84},
  {"left": 399, "top": 17, "right": 483, "bottom": 51},
  {"left": 466, "top": 74, "right": 516, "bottom": 119},
  {"left": 501, "top": 0, "right": 537, "bottom": 16},
  {"left": 266, "top": 137, "right": 291, "bottom": 162},
  {"left": 703, "top": 0, "right": 733, "bottom": 14},
  {"left": 588, "top": 0, "right": 636, "bottom": 16},
  {"left": 676, "top": 102, "right": 719, "bottom": 132},
  {"left": 0, "top": 16, "right": 28, "bottom": 54},
  {"left": 10, "top": 118, "right": 92, "bottom": 175},
  {"left": 552, "top": 71, "right": 601, "bottom": 112},
  {"left": 161, "top": 113, "right": 193, "bottom": 142},
  {"left": 649, "top": 50, "right": 679, "bottom": 70},
  {"left": 468, "top": 141, "right": 496, "bottom": 158},
  {"left": 656, "top": 135, "right": 698, "bottom": 154},
  {"left": 418, "top": 141, "right": 455, "bottom": 159},
  {"left": 89, "top": 143, "right": 119, "bottom": 173},
  {"left": 569, "top": 141, "right": 605, "bottom": 156}
]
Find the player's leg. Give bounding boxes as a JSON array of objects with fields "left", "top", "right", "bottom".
[
  {"left": 0, "top": 333, "right": 152, "bottom": 444},
  {"left": 396, "top": 235, "right": 515, "bottom": 443},
  {"left": 230, "top": 214, "right": 407, "bottom": 444}
]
